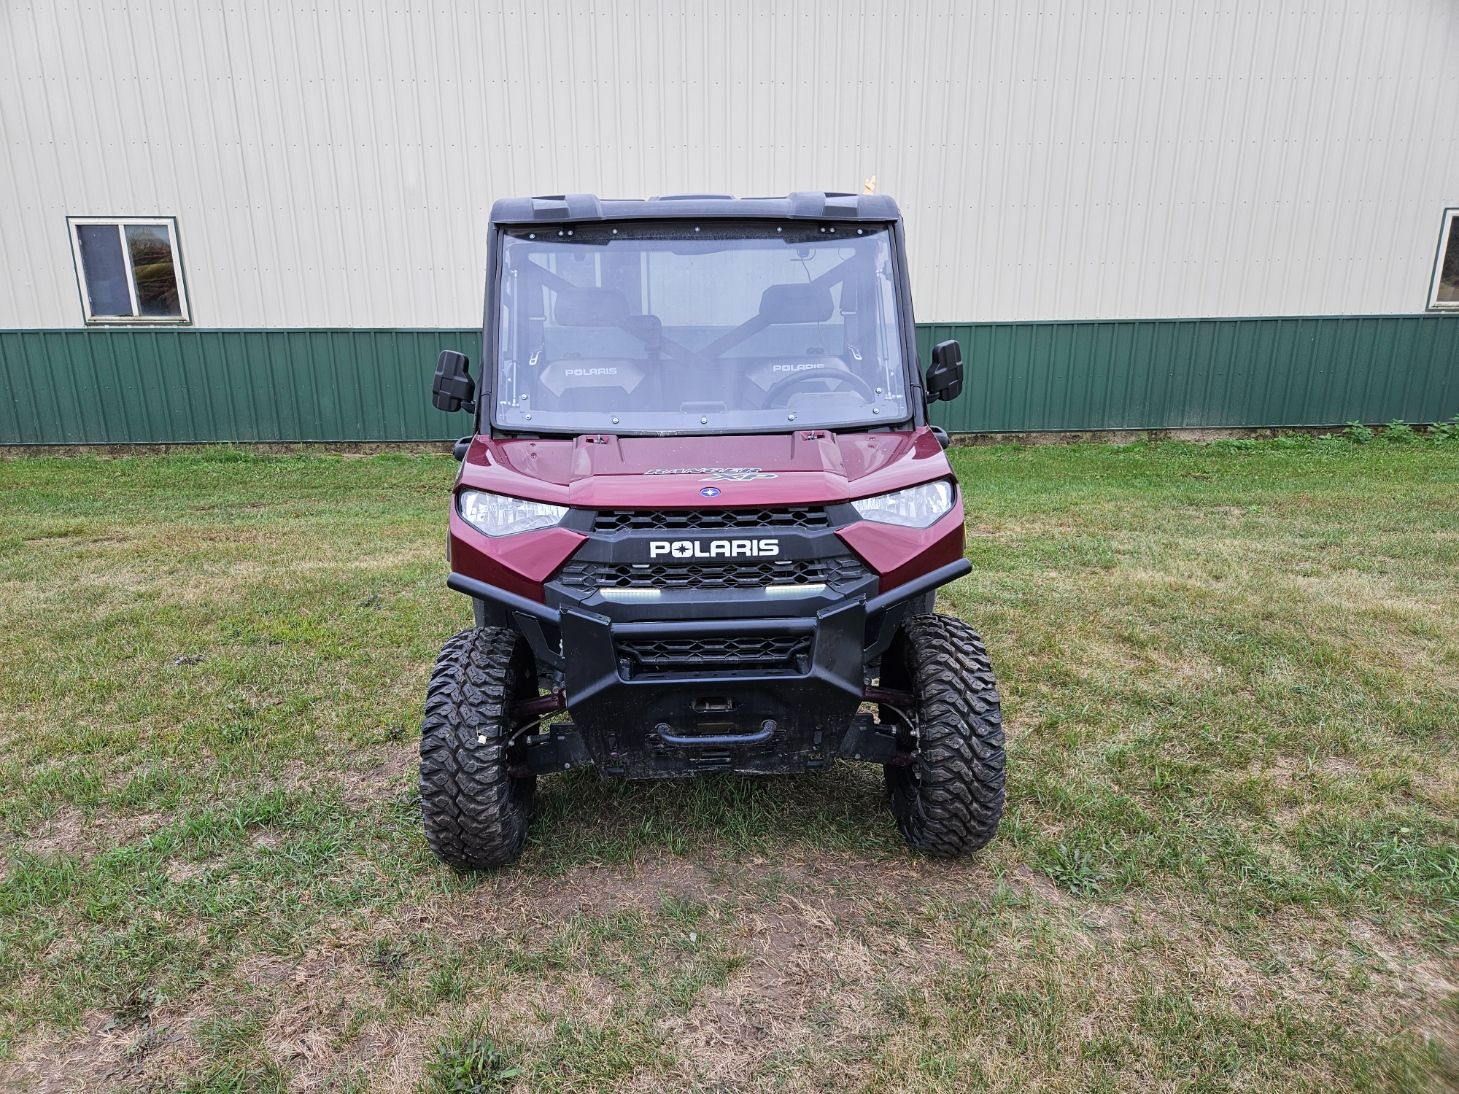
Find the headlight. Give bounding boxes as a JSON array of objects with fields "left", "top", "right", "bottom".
[
  {"left": 457, "top": 489, "right": 567, "bottom": 537},
  {"left": 850, "top": 481, "right": 955, "bottom": 528}
]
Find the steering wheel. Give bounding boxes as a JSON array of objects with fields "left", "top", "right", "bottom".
[{"left": 761, "top": 367, "right": 878, "bottom": 408}]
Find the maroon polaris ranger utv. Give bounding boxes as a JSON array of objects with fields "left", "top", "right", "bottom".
[{"left": 422, "top": 192, "right": 1004, "bottom": 868}]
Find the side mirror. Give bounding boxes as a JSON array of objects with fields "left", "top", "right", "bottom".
[
  {"left": 925, "top": 339, "right": 964, "bottom": 403},
  {"left": 432, "top": 350, "right": 476, "bottom": 413}
]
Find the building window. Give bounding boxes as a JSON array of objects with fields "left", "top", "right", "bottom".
[
  {"left": 67, "top": 217, "right": 189, "bottom": 323},
  {"left": 1431, "top": 209, "right": 1459, "bottom": 310}
]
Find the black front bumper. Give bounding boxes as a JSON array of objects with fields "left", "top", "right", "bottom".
[{"left": 446, "top": 558, "right": 969, "bottom": 778}]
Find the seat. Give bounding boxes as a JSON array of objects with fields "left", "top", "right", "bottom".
[{"left": 535, "top": 358, "right": 645, "bottom": 413}]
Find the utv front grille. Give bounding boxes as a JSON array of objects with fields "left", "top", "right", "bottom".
[
  {"left": 592, "top": 506, "right": 830, "bottom": 533},
  {"left": 617, "top": 633, "right": 813, "bottom": 677},
  {"left": 555, "top": 556, "right": 867, "bottom": 592}
]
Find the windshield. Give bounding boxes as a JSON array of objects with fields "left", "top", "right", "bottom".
[{"left": 493, "top": 222, "right": 911, "bottom": 435}]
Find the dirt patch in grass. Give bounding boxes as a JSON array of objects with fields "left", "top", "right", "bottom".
[
  {"left": 335, "top": 745, "right": 418, "bottom": 808},
  {"left": 4, "top": 807, "right": 165, "bottom": 863},
  {"left": 268, "top": 742, "right": 417, "bottom": 810},
  {"left": 1255, "top": 752, "right": 1363, "bottom": 788},
  {"left": 1344, "top": 920, "right": 1459, "bottom": 1041},
  {"left": 259, "top": 943, "right": 387, "bottom": 1090},
  {"left": 664, "top": 921, "right": 891, "bottom": 1087},
  {"left": 421, "top": 852, "right": 982, "bottom": 932},
  {"left": 327, "top": 856, "right": 985, "bottom": 1088},
  {"left": 0, "top": 1011, "right": 128, "bottom": 1094},
  {"left": 440, "top": 857, "right": 725, "bottom": 925},
  {"left": 0, "top": 999, "right": 216, "bottom": 1094}
]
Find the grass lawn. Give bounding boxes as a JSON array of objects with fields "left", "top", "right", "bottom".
[{"left": 0, "top": 435, "right": 1456, "bottom": 1092}]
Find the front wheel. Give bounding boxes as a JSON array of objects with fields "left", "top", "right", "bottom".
[
  {"left": 419, "top": 627, "right": 537, "bottom": 869},
  {"left": 881, "top": 614, "right": 1006, "bottom": 856}
]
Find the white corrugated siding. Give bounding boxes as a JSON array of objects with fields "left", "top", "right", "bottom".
[{"left": 2, "top": 1, "right": 1457, "bottom": 328}]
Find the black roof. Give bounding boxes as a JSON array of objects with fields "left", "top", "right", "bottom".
[{"left": 488, "top": 191, "right": 902, "bottom": 226}]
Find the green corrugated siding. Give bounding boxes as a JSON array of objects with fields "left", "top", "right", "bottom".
[
  {"left": 922, "top": 315, "right": 1459, "bottom": 434},
  {"left": 921, "top": 316, "right": 1459, "bottom": 433},
  {"left": 2, "top": 317, "right": 1456, "bottom": 444},
  {"left": 0, "top": 329, "right": 478, "bottom": 444}
]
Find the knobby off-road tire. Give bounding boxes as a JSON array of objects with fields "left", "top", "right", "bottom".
[
  {"left": 420, "top": 627, "right": 537, "bottom": 870},
  {"left": 881, "top": 614, "right": 1006, "bottom": 856}
]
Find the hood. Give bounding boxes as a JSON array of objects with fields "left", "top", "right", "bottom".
[{"left": 457, "top": 428, "right": 951, "bottom": 508}]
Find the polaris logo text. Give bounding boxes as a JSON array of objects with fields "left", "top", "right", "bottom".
[
  {"left": 648, "top": 539, "right": 781, "bottom": 559},
  {"left": 645, "top": 467, "right": 762, "bottom": 476},
  {"left": 563, "top": 367, "right": 618, "bottom": 377}
]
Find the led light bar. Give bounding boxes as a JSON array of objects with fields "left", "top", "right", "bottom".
[
  {"left": 764, "top": 583, "right": 826, "bottom": 596},
  {"left": 598, "top": 587, "right": 664, "bottom": 602}
]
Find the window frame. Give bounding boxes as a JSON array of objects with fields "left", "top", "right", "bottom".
[
  {"left": 1428, "top": 208, "right": 1459, "bottom": 311},
  {"left": 67, "top": 216, "right": 191, "bottom": 325}
]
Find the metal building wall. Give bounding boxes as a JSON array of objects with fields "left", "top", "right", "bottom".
[
  {"left": 4, "top": 318, "right": 1456, "bottom": 443},
  {"left": 4, "top": 0, "right": 1459, "bottom": 331}
]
